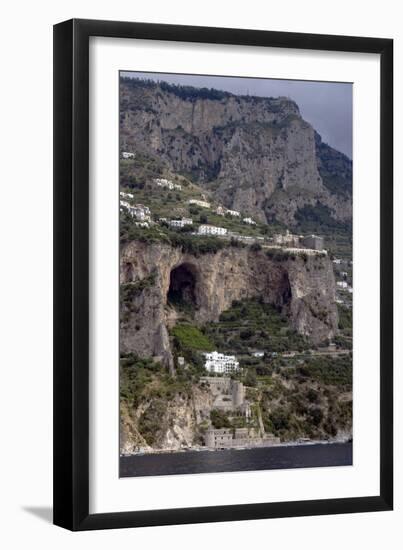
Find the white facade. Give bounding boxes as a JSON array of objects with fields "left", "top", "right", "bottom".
[
  {"left": 252, "top": 351, "right": 265, "bottom": 358},
  {"left": 188, "top": 199, "right": 211, "bottom": 209},
  {"left": 243, "top": 217, "right": 256, "bottom": 225},
  {"left": 337, "top": 281, "right": 348, "bottom": 289},
  {"left": 333, "top": 259, "right": 342, "bottom": 265},
  {"left": 226, "top": 209, "right": 241, "bottom": 217},
  {"left": 120, "top": 201, "right": 151, "bottom": 221},
  {"left": 122, "top": 151, "right": 135, "bottom": 159},
  {"left": 204, "top": 351, "right": 240, "bottom": 375},
  {"left": 154, "top": 178, "right": 181, "bottom": 191},
  {"left": 198, "top": 224, "right": 227, "bottom": 236},
  {"left": 120, "top": 191, "right": 134, "bottom": 199},
  {"left": 119, "top": 200, "right": 135, "bottom": 216},
  {"left": 132, "top": 204, "right": 151, "bottom": 221},
  {"left": 169, "top": 218, "right": 193, "bottom": 228},
  {"left": 216, "top": 205, "right": 241, "bottom": 217}
]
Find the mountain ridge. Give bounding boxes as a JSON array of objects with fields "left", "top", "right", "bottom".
[{"left": 120, "top": 77, "right": 352, "bottom": 232}]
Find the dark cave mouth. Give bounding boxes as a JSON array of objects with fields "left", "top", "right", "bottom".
[{"left": 167, "top": 263, "right": 198, "bottom": 309}]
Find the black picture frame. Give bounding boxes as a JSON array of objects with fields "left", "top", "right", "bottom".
[{"left": 53, "top": 18, "right": 393, "bottom": 531}]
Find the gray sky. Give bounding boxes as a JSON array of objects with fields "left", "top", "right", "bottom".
[{"left": 121, "top": 71, "right": 352, "bottom": 159}]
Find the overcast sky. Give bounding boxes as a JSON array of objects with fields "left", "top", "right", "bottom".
[{"left": 121, "top": 71, "right": 352, "bottom": 159}]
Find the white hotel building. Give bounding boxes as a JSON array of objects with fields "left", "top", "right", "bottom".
[
  {"left": 198, "top": 224, "right": 227, "bottom": 236},
  {"left": 204, "top": 351, "right": 240, "bottom": 375}
]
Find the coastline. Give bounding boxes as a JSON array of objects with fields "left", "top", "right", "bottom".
[{"left": 120, "top": 437, "right": 353, "bottom": 458}]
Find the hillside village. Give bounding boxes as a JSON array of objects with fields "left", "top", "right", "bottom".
[{"left": 119, "top": 158, "right": 329, "bottom": 255}]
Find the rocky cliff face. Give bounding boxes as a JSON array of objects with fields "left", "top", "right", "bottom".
[
  {"left": 120, "top": 384, "right": 213, "bottom": 454},
  {"left": 120, "top": 78, "right": 352, "bottom": 228},
  {"left": 120, "top": 241, "right": 338, "bottom": 369}
]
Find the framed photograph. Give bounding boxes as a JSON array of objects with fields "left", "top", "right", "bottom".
[{"left": 53, "top": 19, "right": 393, "bottom": 530}]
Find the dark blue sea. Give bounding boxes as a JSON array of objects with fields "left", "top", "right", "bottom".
[{"left": 120, "top": 442, "right": 352, "bottom": 478}]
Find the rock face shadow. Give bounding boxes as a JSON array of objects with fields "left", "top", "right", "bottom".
[{"left": 22, "top": 506, "right": 53, "bottom": 524}]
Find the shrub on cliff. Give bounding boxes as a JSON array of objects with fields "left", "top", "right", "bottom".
[
  {"left": 172, "top": 324, "right": 215, "bottom": 352},
  {"left": 210, "top": 409, "right": 231, "bottom": 429}
]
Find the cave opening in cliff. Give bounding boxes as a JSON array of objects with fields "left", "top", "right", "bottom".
[{"left": 167, "top": 263, "right": 198, "bottom": 310}]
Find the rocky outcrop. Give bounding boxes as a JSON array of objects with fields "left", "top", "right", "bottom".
[
  {"left": 120, "top": 384, "right": 212, "bottom": 453},
  {"left": 120, "top": 241, "right": 338, "bottom": 367},
  {"left": 120, "top": 78, "right": 352, "bottom": 228}
]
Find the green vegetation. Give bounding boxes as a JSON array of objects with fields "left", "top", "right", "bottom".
[
  {"left": 120, "top": 354, "right": 193, "bottom": 445},
  {"left": 171, "top": 324, "right": 215, "bottom": 352},
  {"left": 122, "top": 76, "right": 285, "bottom": 106},
  {"left": 297, "top": 355, "right": 352, "bottom": 388},
  {"left": 120, "top": 219, "right": 227, "bottom": 255},
  {"left": 120, "top": 151, "right": 164, "bottom": 187},
  {"left": 210, "top": 409, "right": 231, "bottom": 429},
  {"left": 259, "top": 365, "right": 352, "bottom": 440},
  {"left": 204, "top": 298, "right": 309, "bottom": 355},
  {"left": 337, "top": 304, "right": 352, "bottom": 332}
]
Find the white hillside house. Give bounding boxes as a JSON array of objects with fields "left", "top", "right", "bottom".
[
  {"left": 154, "top": 178, "right": 182, "bottom": 191},
  {"left": 243, "top": 217, "right": 256, "bottom": 225},
  {"left": 120, "top": 191, "right": 134, "bottom": 199},
  {"left": 198, "top": 224, "right": 227, "bottom": 236},
  {"left": 120, "top": 201, "right": 151, "bottom": 222},
  {"left": 204, "top": 351, "right": 240, "bottom": 374},
  {"left": 169, "top": 218, "right": 193, "bottom": 228},
  {"left": 226, "top": 209, "right": 241, "bottom": 217},
  {"left": 252, "top": 351, "right": 265, "bottom": 358},
  {"left": 188, "top": 199, "right": 211, "bottom": 209},
  {"left": 132, "top": 204, "right": 151, "bottom": 221},
  {"left": 337, "top": 281, "right": 348, "bottom": 289},
  {"left": 121, "top": 151, "right": 135, "bottom": 159},
  {"left": 119, "top": 200, "right": 133, "bottom": 213},
  {"left": 215, "top": 205, "right": 240, "bottom": 217}
]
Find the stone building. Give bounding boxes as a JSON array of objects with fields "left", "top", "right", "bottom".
[
  {"left": 273, "top": 229, "right": 301, "bottom": 247},
  {"left": 301, "top": 234, "right": 325, "bottom": 251},
  {"left": 204, "top": 427, "right": 280, "bottom": 449},
  {"left": 200, "top": 376, "right": 245, "bottom": 409}
]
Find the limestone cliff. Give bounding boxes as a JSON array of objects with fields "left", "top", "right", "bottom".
[
  {"left": 120, "top": 78, "right": 352, "bottom": 228},
  {"left": 120, "top": 384, "right": 213, "bottom": 454},
  {"left": 120, "top": 241, "right": 338, "bottom": 368}
]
